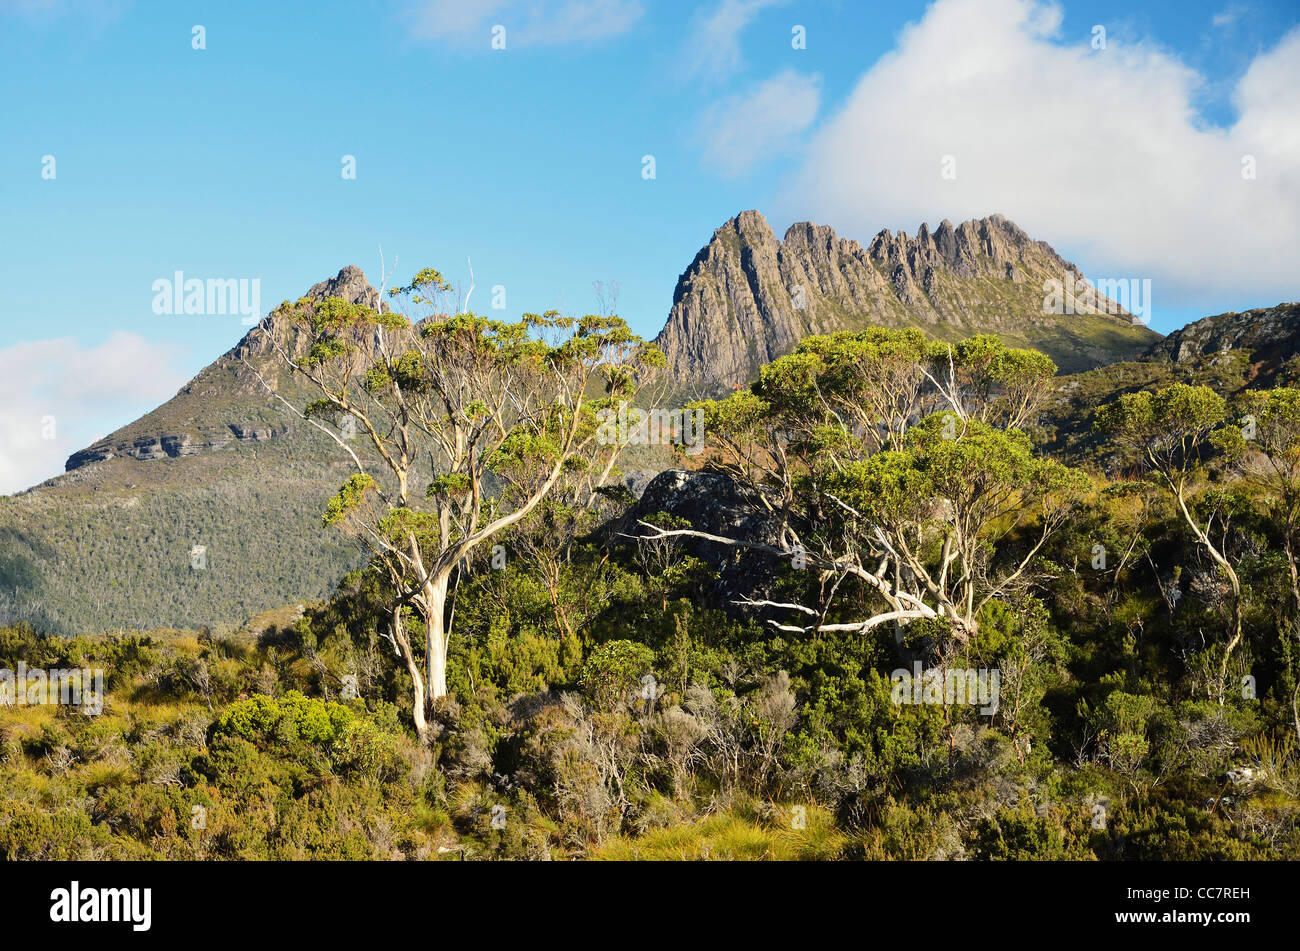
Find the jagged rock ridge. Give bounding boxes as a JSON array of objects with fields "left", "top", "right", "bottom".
[{"left": 654, "top": 210, "right": 1160, "bottom": 398}]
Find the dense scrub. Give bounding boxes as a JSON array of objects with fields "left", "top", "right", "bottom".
[
  {"left": 4, "top": 328, "right": 1300, "bottom": 860},
  {"left": 2, "top": 486, "right": 1297, "bottom": 860}
]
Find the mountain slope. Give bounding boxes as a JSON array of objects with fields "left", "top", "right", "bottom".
[
  {"left": 0, "top": 268, "right": 383, "bottom": 634},
  {"left": 1038, "top": 301, "right": 1300, "bottom": 467},
  {"left": 64, "top": 265, "right": 385, "bottom": 473},
  {"left": 655, "top": 210, "right": 1160, "bottom": 399},
  {"left": 0, "top": 222, "right": 1221, "bottom": 636}
]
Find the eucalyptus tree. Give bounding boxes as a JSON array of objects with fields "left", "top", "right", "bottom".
[
  {"left": 639, "top": 329, "right": 1084, "bottom": 654},
  {"left": 1097, "top": 384, "right": 1243, "bottom": 701},
  {"left": 1216, "top": 388, "right": 1300, "bottom": 623},
  {"left": 1215, "top": 387, "right": 1300, "bottom": 733},
  {"left": 256, "top": 268, "right": 663, "bottom": 739}
]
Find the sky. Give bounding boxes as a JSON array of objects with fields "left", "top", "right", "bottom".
[{"left": 1, "top": 0, "right": 1298, "bottom": 494}]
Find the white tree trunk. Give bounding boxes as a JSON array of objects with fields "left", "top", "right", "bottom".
[
  {"left": 425, "top": 572, "right": 451, "bottom": 701},
  {"left": 405, "top": 651, "right": 431, "bottom": 741},
  {"left": 391, "top": 607, "right": 431, "bottom": 742}
]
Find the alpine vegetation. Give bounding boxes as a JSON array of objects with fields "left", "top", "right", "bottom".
[
  {"left": 0, "top": 664, "right": 103, "bottom": 713},
  {"left": 891, "top": 663, "right": 1000, "bottom": 715}
]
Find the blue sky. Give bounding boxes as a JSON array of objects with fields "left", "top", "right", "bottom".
[{"left": 2, "top": 0, "right": 1298, "bottom": 493}]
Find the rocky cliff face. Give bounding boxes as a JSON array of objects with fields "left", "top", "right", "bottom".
[
  {"left": 654, "top": 211, "right": 1160, "bottom": 398},
  {"left": 1147, "top": 302, "right": 1300, "bottom": 375}
]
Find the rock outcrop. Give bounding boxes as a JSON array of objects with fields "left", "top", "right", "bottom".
[
  {"left": 624, "top": 469, "right": 784, "bottom": 619},
  {"left": 233, "top": 264, "right": 387, "bottom": 364},
  {"left": 64, "top": 432, "right": 232, "bottom": 470},
  {"left": 304, "top": 264, "right": 387, "bottom": 312},
  {"left": 1147, "top": 302, "right": 1300, "bottom": 375}
]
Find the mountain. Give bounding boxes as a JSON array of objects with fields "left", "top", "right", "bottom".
[
  {"left": 0, "top": 217, "right": 1241, "bottom": 636},
  {"left": 654, "top": 210, "right": 1160, "bottom": 399},
  {"left": 64, "top": 266, "right": 384, "bottom": 473},
  {"left": 0, "top": 267, "right": 384, "bottom": 634}
]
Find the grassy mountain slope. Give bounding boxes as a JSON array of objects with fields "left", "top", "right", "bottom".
[{"left": 1040, "top": 302, "right": 1300, "bottom": 466}]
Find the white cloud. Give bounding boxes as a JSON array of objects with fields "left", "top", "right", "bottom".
[
  {"left": 404, "top": 0, "right": 643, "bottom": 47},
  {"left": 0, "top": 332, "right": 189, "bottom": 495},
  {"left": 780, "top": 0, "right": 1300, "bottom": 312},
  {"left": 679, "top": 0, "right": 787, "bottom": 83},
  {"left": 700, "top": 69, "right": 821, "bottom": 176}
]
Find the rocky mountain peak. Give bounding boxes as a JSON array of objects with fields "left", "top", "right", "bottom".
[
  {"left": 65, "top": 266, "right": 385, "bottom": 474},
  {"left": 654, "top": 211, "right": 1158, "bottom": 398},
  {"left": 304, "top": 264, "right": 387, "bottom": 310},
  {"left": 730, "top": 208, "right": 774, "bottom": 237},
  {"left": 234, "top": 265, "right": 385, "bottom": 365}
]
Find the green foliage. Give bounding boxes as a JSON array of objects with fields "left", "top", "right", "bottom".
[
  {"left": 323, "top": 474, "right": 378, "bottom": 527},
  {"left": 971, "top": 804, "right": 1090, "bottom": 860},
  {"left": 213, "top": 691, "right": 355, "bottom": 746},
  {"left": 1097, "top": 383, "right": 1227, "bottom": 475},
  {"left": 8, "top": 329, "right": 1300, "bottom": 860},
  {"left": 580, "top": 640, "right": 655, "bottom": 710}
]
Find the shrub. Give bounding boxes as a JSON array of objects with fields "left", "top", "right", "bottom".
[
  {"left": 580, "top": 640, "right": 655, "bottom": 711},
  {"left": 212, "top": 691, "right": 354, "bottom": 746}
]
